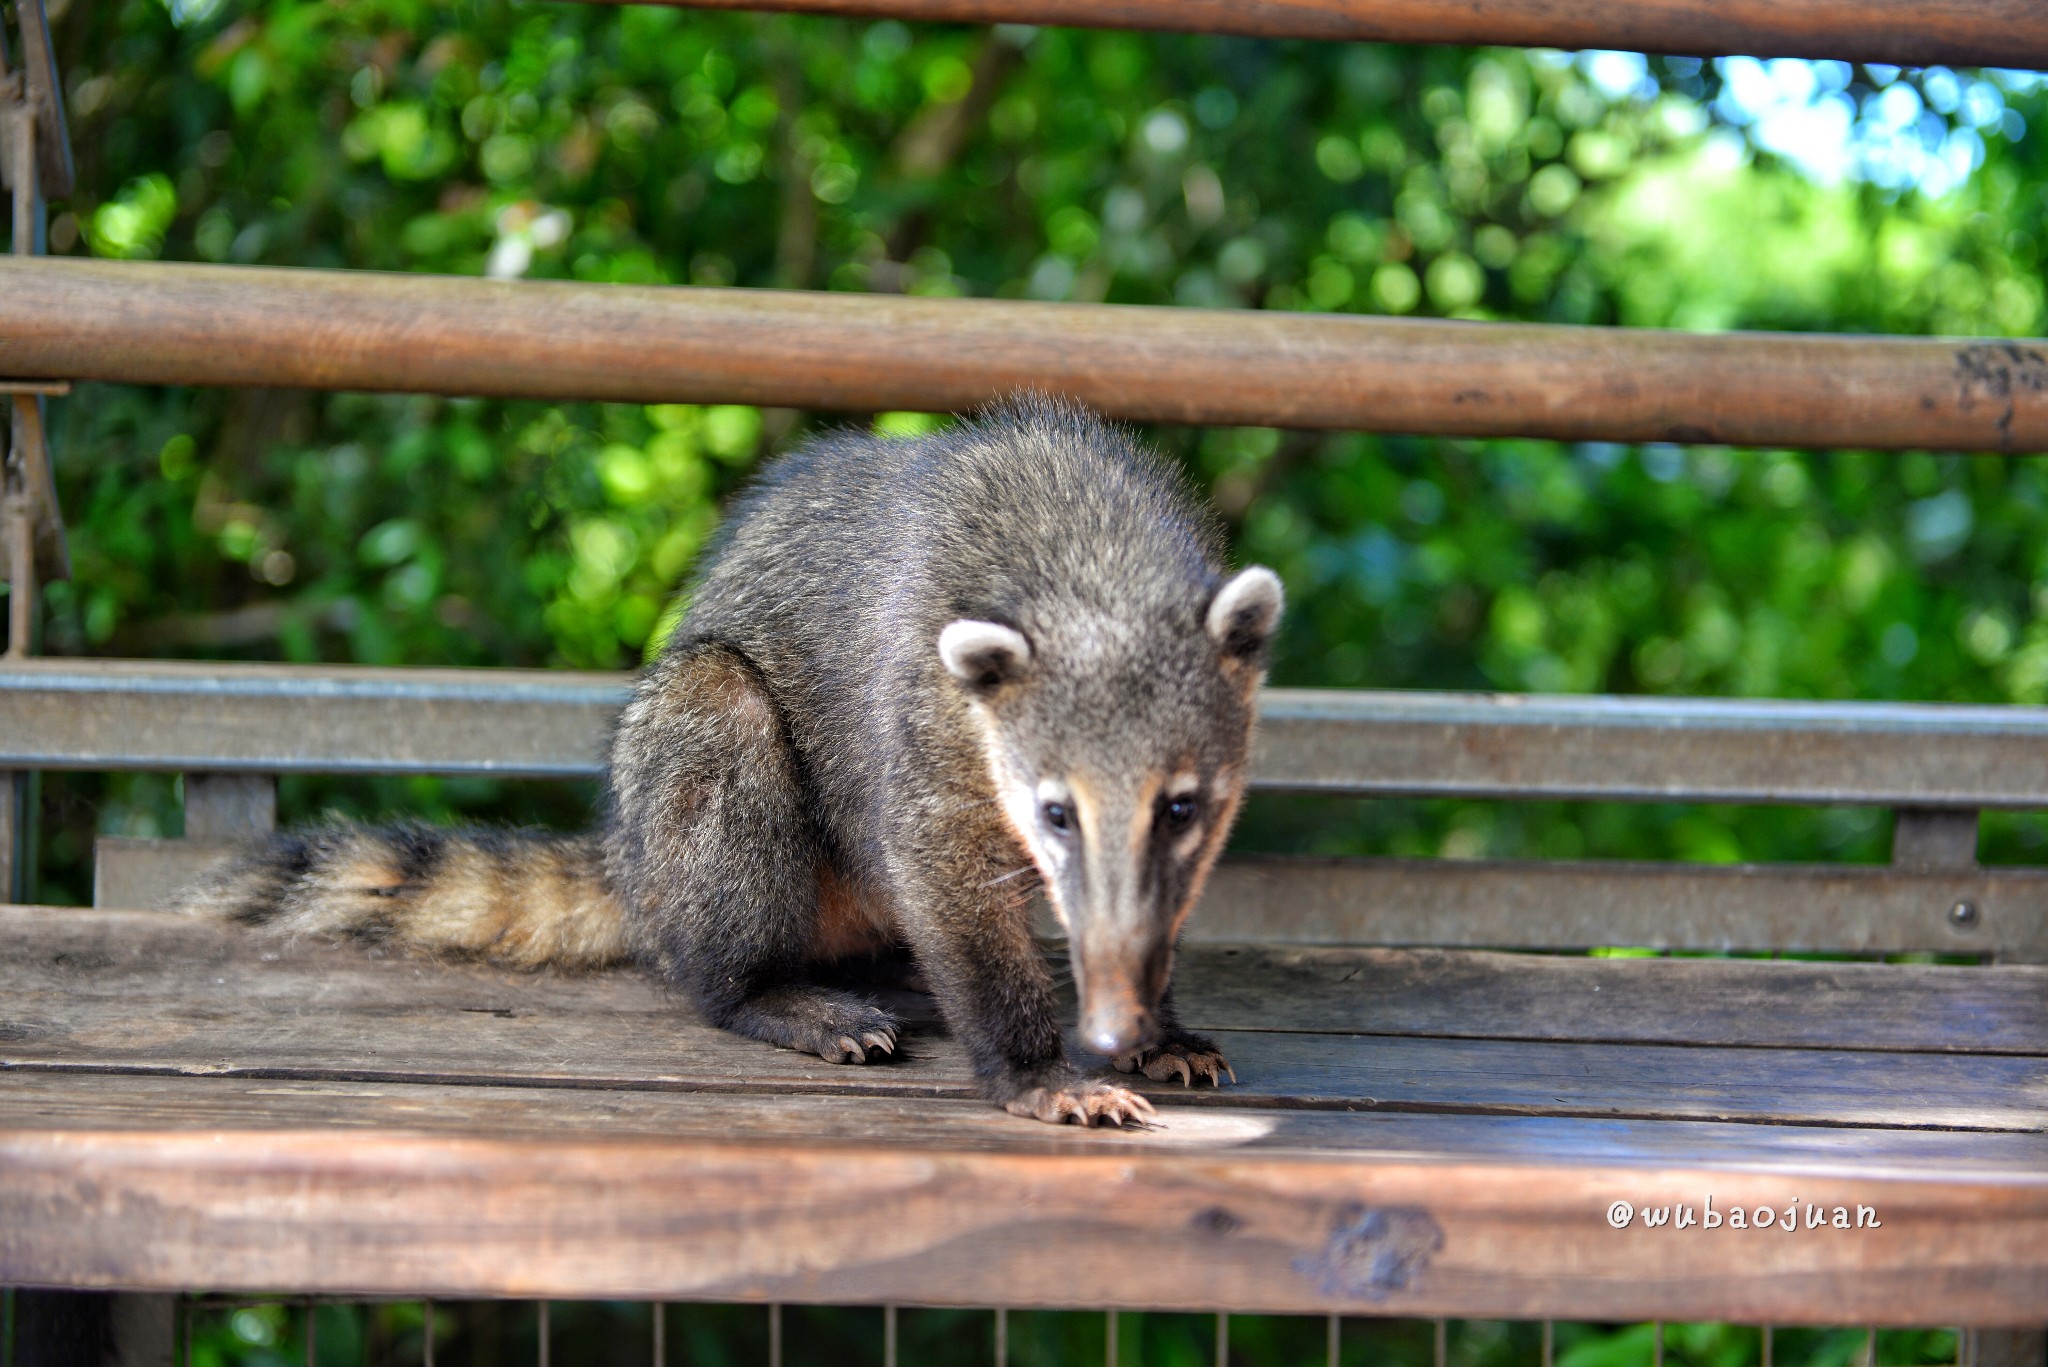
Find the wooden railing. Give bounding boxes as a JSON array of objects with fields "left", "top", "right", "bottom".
[
  {"left": 571, "top": 0, "right": 2048, "bottom": 68},
  {"left": 3, "top": 259, "right": 2045, "bottom": 451}
]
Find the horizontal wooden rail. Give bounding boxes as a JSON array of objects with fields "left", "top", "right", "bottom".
[
  {"left": 12, "top": 658, "right": 2048, "bottom": 806},
  {"left": 584, "top": 0, "right": 2048, "bottom": 70},
  {"left": 2, "top": 259, "right": 2044, "bottom": 451}
]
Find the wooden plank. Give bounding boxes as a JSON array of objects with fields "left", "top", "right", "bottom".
[
  {"left": 1, "top": 1121, "right": 2042, "bottom": 1322},
  {"left": 4, "top": 909, "right": 2043, "bottom": 1130},
  {"left": 41, "top": 901, "right": 2048, "bottom": 1056},
  {"left": 1195, "top": 856, "right": 2048, "bottom": 957},
  {"left": 2, "top": 259, "right": 2046, "bottom": 451},
  {"left": 569, "top": 0, "right": 2048, "bottom": 70},
  {"left": 10, "top": 1072, "right": 2048, "bottom": 1177},
  {"left": 20, "top": 658, "right": 2048, "bottom": 807}
]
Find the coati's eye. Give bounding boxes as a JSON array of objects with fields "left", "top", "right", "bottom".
[
  {"left": 1162, "top": 796, "right": 1200, "bottom": 830},
  {"left": 1042, "top": 801, "right": 1073, "bottom": 833}
]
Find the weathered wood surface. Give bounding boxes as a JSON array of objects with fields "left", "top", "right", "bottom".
[
  {"left": 20, "top": 906, "right": 2048, "bottom": 1055},
  {"left": 3, "top": 908, "right": 2044, "bottom": 1320},
  {"left": 4, "top": 908, "right": 2046, "bottom": 1130},
  {"left": 12, "top": 1072, "right": 2048, "bottom": 1174},
  {"left": 4, "top": 259, "right": 2047, "bottom": 451},
  {"left": 575, "top": 0, "right": 2048, "bottom": 69},
  {"left": 3, "top": 1117, "right": 2044, "bottom": 1322}
]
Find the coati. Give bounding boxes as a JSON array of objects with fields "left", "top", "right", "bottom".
[{"left": 178, "top": 396, "right": 1284, "bottom": 1126}]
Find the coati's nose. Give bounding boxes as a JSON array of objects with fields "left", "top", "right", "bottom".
[{"left": 1083, "top": 1007, "right": 1159, "bottom": 1057}]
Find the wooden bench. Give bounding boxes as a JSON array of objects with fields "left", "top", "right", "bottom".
[{"left": 3, "top": 0, "right": 2048, "bottom": 1361}]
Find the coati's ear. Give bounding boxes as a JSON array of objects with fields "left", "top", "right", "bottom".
[
  {"left": 1207, "top": 566, "right": 1284, "bottom": 661},
  {"left": 938, "top": 619, "right": 1033, "bottom": 693}
]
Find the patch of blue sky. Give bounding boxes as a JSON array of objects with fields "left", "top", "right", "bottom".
[{"left": 1569, "top": 48, "right": 2034, "bottom": 199}]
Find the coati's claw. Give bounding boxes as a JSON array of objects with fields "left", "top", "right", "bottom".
[
  {"left": 1004, "top": 1079, "right": 1158, "bottom": 1128},
  {"left": 861, "top": 1029, "right": 896, "bottom": 1055},
  {"left": 1114, "top": 1042, "right": 1236, "bottom": 1088}
]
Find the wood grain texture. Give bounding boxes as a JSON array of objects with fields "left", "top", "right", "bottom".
[
  {"left": 22, "top": 905, "right": 2048, "bottom": 1055},
  {"left": 571, "top": 0, "right": 2048, "bottom": 69},
  {"left": 4, "top": 908, "right": 2045, "bottom": 1130},
  {"left": 4, "top": 909, "right": 2046, "bottom": 1320},
  {"left": 2, "top": 258, "right": 2045, "bottom": 451},
  {"left": 11, "top": 1072, "right": 2048, "bottom": 1176},
  {"left": 2, "top": 1126, "right": 2043, "bottom": 1322}
]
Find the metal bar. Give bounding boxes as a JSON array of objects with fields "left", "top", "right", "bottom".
[
  {"left": 885, "top": 1304, "right": 897, "bottom": 1367},
  {"left": 19, "top": 660, "right": 2048, "bottom": 809},
  {"left": 1195, "top": 855, "right": 2048, "bottom": 956},
  {"left": 424, "top": 1300, "right": 434, "bottom": 1367},
  {"left": 1433, "top": 1319, "right": 1447, "bottom": 1367},
  {"left": 559, "top": 0, "right": 2048, "bottom": 69},
  {"left": 1865, "top": 1326, "right": 1877, "bottom": 1367},
  {"left": 10, "top": 0, "right": 68, "bottom": 200},
  {"left": 1654, "top": 1322, "right": 1665, "bottom": 1367},
  {"left": 1763, "top": 1325, "right": 1773, "bottom": 1367},
  {"left": 994, "top": 1307, "right": 1005, "bottom": 1366},
  {"left": 1894, "top": 809, "right": 1981, "bottom": 869},
  {"left": 1, "top": 259, "right": 2045, "bottom": 452},
  {"left": 1105, "top": 1309, "right": 1116, "bottom": 1367},
  {"left": 537, "top": 1300, "right": 549, "bottom": 1367},
  {"left": 1326, "top": 1314, "right": 1339, "bottom": 1367},
  {"left": 303, "top": 1301, "right": 314, "bottom": 1367},
  {"left": 1542, "top": 1320, "right": 1554, "bottom": 1367},
  {"left": 3, "top": 495, "right": 27, "bottom": 657},
  {"left": 768, "top": 1304, "right": 782, "bottom": 1367},
  {"left": 1216, "top": 1312, "right": 1227, "bottom": 1366},
  {"left": 649, "top": 1302, "right": 659, "bottom": 1367},
  {"left": 7, "top": 394, "right": 70, "bottom": 583},
  {"left": 182, "top": 774, "right": 276, "bottom": 839}
]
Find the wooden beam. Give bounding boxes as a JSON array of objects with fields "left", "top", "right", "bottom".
[
  {"left": 2, "top": 1122, "right": 2043, "bottom": 1322},
  {"left": 1, "top": 258, "right": 2044, "bottom": 451},
  {"left": 565, "top": 0, "right": 2048, "bottom": 70}
]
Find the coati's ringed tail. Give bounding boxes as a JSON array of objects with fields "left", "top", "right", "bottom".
[{"left": 175, "top": 822, "right": 627, "bottom": 970}]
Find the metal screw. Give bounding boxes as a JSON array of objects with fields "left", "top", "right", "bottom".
[{"left": 1949, "top": 900, "right": 1979, "bottom": 929}]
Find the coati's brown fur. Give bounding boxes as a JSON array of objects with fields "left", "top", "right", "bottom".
[{"left": 177, "top": 397, "right": 1283, "bottom": 1126}]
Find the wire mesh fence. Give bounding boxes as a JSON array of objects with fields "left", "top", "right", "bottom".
[{"left": 44, "top": 1292, "right": 1973, "bottom": 1367}]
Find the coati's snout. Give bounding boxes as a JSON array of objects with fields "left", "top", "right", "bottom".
[{"left": 936, "top": 565, "right": 1285, "bottom": 1059}]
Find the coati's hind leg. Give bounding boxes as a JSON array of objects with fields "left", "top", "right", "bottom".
[{"left": 604, "top": 639, "right": 898, "bottom": 1064}]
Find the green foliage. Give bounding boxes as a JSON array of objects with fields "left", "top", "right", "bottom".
[
  {"left": 31, "top": 0, "right": 2048, "bottom": 886},
  {"left": 25, "top": 8, "right": 2046, "bottom": 1356},
  {"left": 169, "top": 1300, "right": 1963, "bottom": 1367}
]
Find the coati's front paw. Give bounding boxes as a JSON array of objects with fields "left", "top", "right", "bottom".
[
  {"left": 804, "top": 1005, "right": 900, "bottom": 1064},
  {"left": 1003, "top": 1077, "right": 1157, "bottom": 1127},
  {"left": 1114, "top": 1038, "right": 1236, "bottom": 1088}
]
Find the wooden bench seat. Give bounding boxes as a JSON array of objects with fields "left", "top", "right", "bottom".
[{"left": 4, "top": 904, "right": 2044, "bottom": 1324}]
